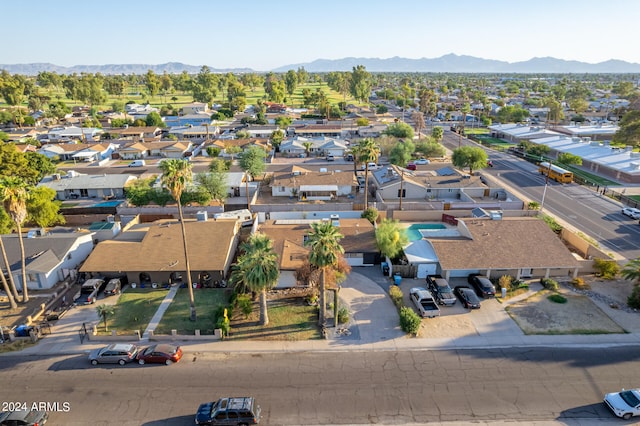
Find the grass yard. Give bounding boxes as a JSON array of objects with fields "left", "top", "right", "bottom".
[
  {"left": 154, "top": 287, "right": 229, "bottom": 335},
  {"left": 475, "top": 134, "right": 517, "bottom": 148},
  {"left": 96, "top": 289, "right": 168, "bottom": 335},
  {"left": 463, "top": 128, "right": 489, "bottom": 135},
  {"left": 228, "top": 295, "right": 321, "bottom": 341}
]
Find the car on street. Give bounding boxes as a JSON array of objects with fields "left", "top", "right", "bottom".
[
  {"left": 454, "top": 286, "right": 481, "bottom": 309},
  {"left": 103, "top": 278, "right": 122, "bottom": 296},
  {"left": 0, "top": 410, "right": 49, "bottom": 426},
  {"left": 414, "top": 158, "right": 430, "bottom": 165},
  {"left": 604, "top": 388, "right": 640, "bottom": 420},
  {"left": 468, "top": 273, "right": 496, "bottom": 298},
  {"left": 426, "top": 275, "right": 457, "bottom": 306},
  {"left": 195, "top": 397, "right": 261, "bottom": 425},
  {"left": 137, "top": 343, "right": 183, "bottom": 365},
  {"left": 89, "top": 343, "right": 139, "bottom": 366},
  {"left": 622, "top": 207, "right": 640, "bottom": 219},
  {"left": 406, "top": 162, "right": 417, "bottom": 170}
]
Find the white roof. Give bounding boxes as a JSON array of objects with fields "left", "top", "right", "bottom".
[{"left": 403, "top": 240, "right": 438, "bottom": 263}]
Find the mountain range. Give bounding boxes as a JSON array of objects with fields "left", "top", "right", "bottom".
[{"left": 2, "top": 55, "right": 640, "bottom": 75}]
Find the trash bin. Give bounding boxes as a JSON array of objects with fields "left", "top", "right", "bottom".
[
  {"left": 15, "top": 325, "right": 32, "bottom": 337},
  {"left": 381, "top": 262, "right": 389, "bottom": 276},
  {"left": 501, "top": 287, "right": 507, "bottom": 298},
  {"left": 394, "top": 273, "right": 402, "bottom": 286}
]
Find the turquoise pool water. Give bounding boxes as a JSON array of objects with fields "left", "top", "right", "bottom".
[
  {"left": 406, "top": 223, "right": 447, "bottom": 241},
  {"left": 94, "top": 200, "right": 123, "bottom": 207}
]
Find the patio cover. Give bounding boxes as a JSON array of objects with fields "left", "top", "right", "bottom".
[{"left": 299, "top": 185, "right": 338, "bottom": 192}]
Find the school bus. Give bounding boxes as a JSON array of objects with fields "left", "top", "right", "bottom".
[{"left": 538, "top": 162, "right": 573, "bottom": 183}]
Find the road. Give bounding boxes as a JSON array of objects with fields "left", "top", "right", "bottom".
[
  {"left": 441, "top": 129, "right": 640, "bottom": 261},
  {"left": 2, "top": 346, "right": 637, "bottom": 425}
]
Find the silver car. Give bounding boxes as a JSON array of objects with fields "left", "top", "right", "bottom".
[{"left": 89, "top": 343, "right": 139, "bottom": 366}]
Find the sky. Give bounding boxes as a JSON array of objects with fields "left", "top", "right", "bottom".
[{"left": 4, "top": 0, "right": 640, "bottom": 71}]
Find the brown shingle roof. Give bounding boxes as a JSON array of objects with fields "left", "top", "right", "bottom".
[
  {"left": 271, "top": 169, "right": 356, "bottom": 187},
  {"left": 430, "top": 218, "right": 579, "bottom": 270}
]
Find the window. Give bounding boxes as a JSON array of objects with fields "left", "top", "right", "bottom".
[
  {"left": 397, "top": 189, "right": 406, "bottom": 198},
  {"left": 27, "top": 273, "right": 37, "bottom": 282}
]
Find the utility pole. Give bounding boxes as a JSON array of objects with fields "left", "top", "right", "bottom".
[
  {"left": 399, "top": 169, "right": 404, "bottom": 211},
  {"left": 539, "top": 159, "right": 552, "bottom": 214}
]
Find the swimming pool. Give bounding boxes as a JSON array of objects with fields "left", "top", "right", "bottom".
[
  {"left": 406, "top": 223, "right": 447, "bottom": 241},
  {"left": 94, "top": 200, "right": 123, "bottom": 208}
]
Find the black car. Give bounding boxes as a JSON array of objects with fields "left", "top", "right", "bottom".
[
  {"left": 103, "top": 278, "right": 122, "bottom": 296},
  {"left": 195, "top": 397, "right": 260, "bottom": 425},
  {"left": 454, "top": 286, "right": 481, "bottom": 309},
  {"left": 467, "top": 274, "right": 496, "bottom": 298},
  {"left": 0, "top": 409, "right": 48, "bottom": 426}
]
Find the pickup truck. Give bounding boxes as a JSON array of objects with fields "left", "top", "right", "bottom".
[
  {"left": 409, "top": 287, "right": 441, "bottom": 318},
  {"left": 74, "top": 278, "right": 104, "bottom": 305},
  {"left": 426, "top": 275, "right": 457, "bottom": 306}
]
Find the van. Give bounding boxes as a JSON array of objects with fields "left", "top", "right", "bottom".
[{"left": 128, "top": 159, "right": 146, "bottom": 167}]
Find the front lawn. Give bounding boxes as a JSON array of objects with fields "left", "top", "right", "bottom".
[
  {"left": 96, "top": 289, "right": 167, "bottom": 335},
  {"left": 154, "top": 287, "right": 229, "bottom": 335}
]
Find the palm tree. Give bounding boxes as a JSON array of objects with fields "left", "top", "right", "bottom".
[
  {"left": 0, "top": 177, "right": 30, "bottom": 303},
  {"left": 355, "top": 138, "right": 380, "bottom": 211},
  {"left": 0, "top": 237, "right": 17, "bottom": 309},
  {"left": 159, "top": 159, "right": 197, "bottom": 321},
  {"left": 305, "top": 221, "right": 344, "bottom": 325},
  {"left": 621, "top": 258, "right": 640, "bottom": 286},
  {"left": 0, "top": 209, "right": 20, "bottom": 306},
  {"left": 96, "top": 304, "right": 116, "bottom": 332},
  {"left": 231, "top": 233, "right": 279, "bottom": 326},
  {"left": 302, "top": 141, "right": 313, "bottom": 158}
]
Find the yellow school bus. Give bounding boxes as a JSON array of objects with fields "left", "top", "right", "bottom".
[{"left": 538, "top": 162, "right": 573, "bottom": 183}]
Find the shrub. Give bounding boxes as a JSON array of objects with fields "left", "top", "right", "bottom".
[
  {"left": 236, "top": 294, "right": 253, "bottom": 319},
  {"left": 547, "top": 294, "right": 567, "bottom": 304},
  {"left": 389, "top": 285, "right": 404, "bottom": 309},
  {"left": 337, "top": 307, "right": 349, "bottom": 324},
  {"left": 570, "top": 277, "right": 590, "bottom": 290},
  {"left": 540, "top": 278, "right": 559, "bottom": 291},
  {"left": 361, "top": 207, "right": 379, "bottom": 224},
  {"left": 628, "top": 286, "right": 640, "bottom": 310},
  {"left": 593, "top": 258, "right": 620, "bottom": 280},
  {"left": 399, "top": 306, "right": 421, "bottom": 335},
  {"left": 498, "top": 275, "right": 513, "bottom": 292}
]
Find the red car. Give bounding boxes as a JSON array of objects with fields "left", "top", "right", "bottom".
[
  {"left": 406, "top": 163, "right": 417, "bottom": 170},
  {"left": 136, "top": 344, "right": 183, "bottom": 365}
]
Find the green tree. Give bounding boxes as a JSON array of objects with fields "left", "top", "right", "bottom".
[
  {"left": 361, "top": 207, "right": 379, "bottom": 224},
  {"left": 26, "top": 186, "right": 64, "bottom": 228},
  {"left": 24, "top": 152, "right": 57, "bottom": 185},
  {"left": 195, "top": 172, "right": 228, "bottom": 206},
  {"left": 238, "top": 146, "right": 266, "bottom": 210},
  {"left": 389, "top": 139, "right": 415, "bottom": 167},
  {"left": 305, "top": 221, "right": 344, "bottom": 326},
  {"left": 284, "top": 70, "right": 298, "bottom": 96},
  {"left": 145, "top": 111, "right": 165, "bottom": 128},
  {"left": 621, "top": 258, "right": 640, "bottom": 285},
  {"left": 384, "top": 122, "right": 414, "bottom": 139},
  {"left": 431, "top": 126, "right": 444, "bottom": 142},
  {"left": 376, "top": 104, "right": 388, "bottom": 114},
  {"left": 96, "top": 304, "right": 115, "bottom": 332},
  {"left": 0, "top": 177, "right": 30, "bottom": 302},
  {"left": 144, "top": 70, "right": 160, "bottom": 99},
  {"left": 231, "top": 233, "right": 280, "bottom": 326},
  {"left": 159, "top": 159, "right": 197, "bottom": 321},
  {"left": 355, "top": 138, "right": 380, "bottom": 210},
  {"left": 557, "top": 152, "right": 582, "bottom": 166},
  {"left": 451, "top": 146, "right": 488, "bottom": 175},
  {"left": 411, "top": 111, "right": 426, "bottom": 137},
  {"left": 270, "top": 130, "right": 284, "bottom": 151},
  {"left": 349, "top": 65, "right": 372, "bottom": 103},
  {"left": 375, "top": 218, "right": 409, "bottom": 260}
]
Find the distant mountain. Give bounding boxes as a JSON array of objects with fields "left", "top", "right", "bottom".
[
  {"left": 2, "top": 55, "right": 640, "bottom": 75},
  {"left": 0, "top": 62, "right": 252, "bottom": 75},
  {"left": 273, "top": 54, "right": 640, "bottom": 73}
]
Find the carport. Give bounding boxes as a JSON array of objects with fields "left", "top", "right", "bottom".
[{"left": 299, "top": 184, "right": 337, "bottom": 201}]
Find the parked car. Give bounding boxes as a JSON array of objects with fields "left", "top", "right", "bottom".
[
  {"left": 454, "top": 286, "right": 481, "bottom": 309},
  {"left": 326, "top": 154, "right": 335, "bottom": 161},
  {"left": 409, "top": 287, "right": 440, "bottom": 318},
  {"left": 137, "top": 344, "right": 183, "bottom": 365},
  {"left": 414, "top": 158, "right": 430, "bottom": 165},
  {"left": 0, "top": 410, "right": 49, "bottom": 426},
  {"left": 604, "top": 388, "right": 640, "bottom": 420},
  {"left": 344, "top": 154, "right": 354, "bottom": 161},
  {"left": 103, "top": 278, "right": 121, "bottom": 296},
  {"left": 468, "top": 274, "right": 496, "bottom": 298},
  {"left": 426, "top": 275, "right": 457, "bottom": 306},
  {"left": 128, "top": 159, "right": 146, "bottom": 167},
  {"left": 622, "top": 207, "right": 640, "bottom": 219},
  {"left": 88, "top": 343, "right": 139, "bottom": 366},
  {"left": 406, "top": 162, "right": 417, "bottom": 171},
  {"left": 74, "top": 278, "right": 104, "bottom": 305},
  {"left": 195, "top": 397, "right": 261, "bottom": 425}
]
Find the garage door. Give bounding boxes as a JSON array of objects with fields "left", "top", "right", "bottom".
[
  {"left": 345, "top": 253, "right": 364, "bottom": 267},
  {"left": 276, "top": 271, "right": 297, "bottom": 288},
  {"left": 417, "top": 263, "right": 437, "bottom": 279}
]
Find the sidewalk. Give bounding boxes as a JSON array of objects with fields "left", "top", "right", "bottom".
[{"left": 13, "top": 271, "right": 640, "bottom": 359}]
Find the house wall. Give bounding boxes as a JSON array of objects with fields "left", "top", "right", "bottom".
[{"left": 272, "top": 185, "right": 293, "bottom": 197}]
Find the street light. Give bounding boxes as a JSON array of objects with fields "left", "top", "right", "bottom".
[{"left": 539, "top": 158, "right": 552, "bottom": 214}]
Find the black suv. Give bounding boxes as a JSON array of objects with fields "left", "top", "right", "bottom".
[
  {"left": 195, "top": 397, "right": 261, "bottom": 425},
  {"left": 426, "top": 275, "right": 457, "bottom": 306},
  {"left": 468, "top": 274, "right": 496, "bottom": 298}
]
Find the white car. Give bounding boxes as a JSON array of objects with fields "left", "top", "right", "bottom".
[
  {"left": 622, "top": 207, "right": 640, "bottom": 219},
  {"left": 414, "top": 158, "right": 430, "bottom": 165},
  {"left": 604, "top": 388, "right": 640, "bottom": 420}
]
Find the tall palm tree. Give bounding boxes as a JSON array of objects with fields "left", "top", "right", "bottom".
[
  {"left": 305, "top": 221, "right": 344, "bottom": 325},
  {"left": 355, "top": 138, "right": 380, "bottom": 211},
  {"left": 0, "top": 237, "right": 17, "bottom": 309},
  {"left": 231, "top": 233, "right": 279, "bottom": 326},
  {"left": 159, "top": 159, "right": 197, "bottom": 321},
  {"left": 302, "top": 141, "right": 313, "bottom": 158},
  {"left": 0, "top": 177, "right": 30, "bottom": 303}
]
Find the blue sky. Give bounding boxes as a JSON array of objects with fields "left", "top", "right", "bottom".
[{"left": 5, "top": 0, "right": 639, "bottom": 70}]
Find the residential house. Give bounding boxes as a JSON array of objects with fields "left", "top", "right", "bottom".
[
  {"left": 3, "top": 128, "right": 41, "bottom": 143},
  {"left": 38, "top": 143, "right": 105, "bottom": 161},
  {"left": 279, "top": 136, "right": 348, "bottom": 158},
  {"left": 259, "top": 217, "right": 378, "bottom": 287},
  {"left": 245, "top": 124, "right": 279, "bottom": 138},
  {"left": 79, "top": 219, "right": 240, "bottom": 285},
  {"left": 167, "top": 124, "right": 218, "bottom": 140},
  {"left": 271, "top": 165, "right": 356, "bottom": 201},
  {"left": 292, "top": 123, "right": 348, "bottom": 138},
  {"left": 71, "top": 143, "right": 116, "bottom": 162},
  {"left": 357, "top": 123, "right": 388, "bottom": 138},
  {"left": 38, "top": 171, "right": 137, "bottom": 201},
  {"left": 1, "top": 231, "right": 95, "bottom": 290},
  {"left": 106, "top": 126, "right": 162, "bottom": 141},
  {"left": 47, "top": 126, "right": 102, "bottom": 143},
  {"left": 125, "top": 104, "right": 159, "bottom": 121},
  {"left": 181, "top": 102, "right": 209, "bottom": 115},
  {"left": 117, "top": 141, "right": 192, "bottom": 159}
]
